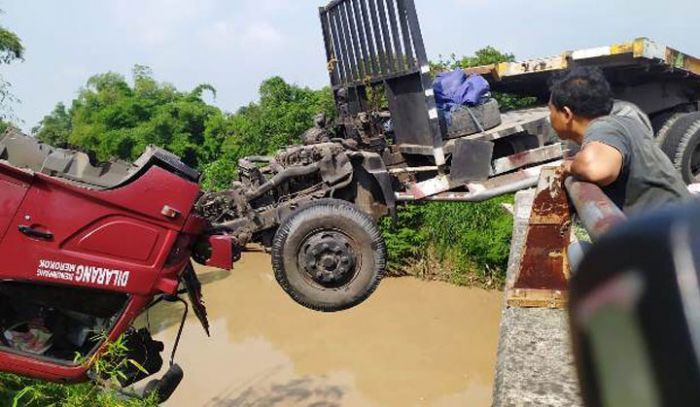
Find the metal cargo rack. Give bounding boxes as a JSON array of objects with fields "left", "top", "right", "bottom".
[{"left": 319, "top": 0, "right": 565, "bottom": 200}]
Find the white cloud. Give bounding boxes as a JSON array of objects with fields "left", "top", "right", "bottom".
[
  {"left": 110, "top": 0, "right": 214, "bottom": 46},
  {"left": 240, "top": 22, "right": 284, "bottom": 48},
  {"left": 198, "top": 19, "right": 284, "bottom": 52},
  {"left": 245, "top": 0, "right": 293, "bottom": 12},
  {"left": 198, "top": 20, "right": 236, "bottom": 51}
]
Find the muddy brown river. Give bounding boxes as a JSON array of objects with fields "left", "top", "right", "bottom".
[{"left": 143, "top": 248, "right": 503, "bottom": 406}]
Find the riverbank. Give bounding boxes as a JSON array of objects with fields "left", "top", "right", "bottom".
[{"left": 382, "top": 197, "right": 516, "bottom": 290}]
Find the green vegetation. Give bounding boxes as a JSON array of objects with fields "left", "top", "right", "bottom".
[
  {"left": 0, "top": 10, "right": 24, "bottom": 124},
  {"left": 202, "top": 76, "right": 335, "bottom": 189},
  {"left": 0, "top": 333, "right": 158, "bottom": 407},
  {"left": 33, "top": 70, "right": 335, "bottom": 191},
  {"left": 381, "top": 196, "right": 514, "bottom": 288}
]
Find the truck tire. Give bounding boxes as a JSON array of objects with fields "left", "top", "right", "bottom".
[
  {"left": 271, "top": 198, "right": 386, "bottom": 312},
  {"left": 656, "top": 112, "right": 700, "bottom": 184},
  {"left": 444, "top": 98, "right": 502, "bottom": 139},
  {"left": 657, "top": 113, "right": 695, "bottom": 152}
]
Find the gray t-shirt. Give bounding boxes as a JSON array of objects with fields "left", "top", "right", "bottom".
[{"left": 584, "top": 103, "right": 691, "bottom": 216}]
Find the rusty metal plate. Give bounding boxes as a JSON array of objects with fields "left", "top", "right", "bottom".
[{"left": 506, "top": 167, "right": 572, "bottom": 308}]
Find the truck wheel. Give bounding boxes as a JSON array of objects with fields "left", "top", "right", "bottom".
[
  {"left": 657, "top": 112, "right": 700, "bottom": 184},
  {"left": 271, "top": 199, "right": 386, "bottom": 312}
]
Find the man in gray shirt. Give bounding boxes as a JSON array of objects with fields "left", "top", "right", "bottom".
[{"left": 548, "top": 67, "right": 691, "bottom": 216}]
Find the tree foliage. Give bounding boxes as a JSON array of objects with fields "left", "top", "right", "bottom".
[
  {"left": 0, "top": 25, "right": 22, "bottom": 64},
  {"left": 0, "top": 11, "right": 24, "bottom": 122},
  {"left": 34, "top": 68, "right": 335, "bottom": 191},
  {"left": 36, "top": 66, "right": 225, "bottom": 169}
]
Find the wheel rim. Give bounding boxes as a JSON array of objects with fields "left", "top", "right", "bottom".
[{"left": 298, "top": 230, "right": 358, "bottom": 288}]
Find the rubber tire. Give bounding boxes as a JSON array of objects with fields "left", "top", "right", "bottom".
[
  {"left": 657, "top": 112, "right": 700, "bottom": 184},
  {"left": 271, "top": 198, "right": 386, "bottom": 312},
  {"left": 444, "top": 98, "right": 502, "bottom": 139},
  {"left": 657, "top": 112, "right": 698, "bottom": 153}
]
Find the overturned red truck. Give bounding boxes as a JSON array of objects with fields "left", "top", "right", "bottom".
[{"left": 0, "top": 129, "right": 235, "bottom": 401}]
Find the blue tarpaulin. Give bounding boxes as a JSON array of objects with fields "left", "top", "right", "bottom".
[{"left": 433, "top": 69, "right": 491, "bottom": 123}]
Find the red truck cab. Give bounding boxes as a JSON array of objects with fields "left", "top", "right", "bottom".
[{"left": 0, "top": 128, "right": 229, "bottom": 391}]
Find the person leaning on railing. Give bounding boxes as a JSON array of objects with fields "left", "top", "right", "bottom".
[{"left": 548, "top": 66, "right": 692, "bottom": 216}]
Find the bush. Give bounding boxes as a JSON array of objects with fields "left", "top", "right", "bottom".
[
  {"left": 381, "top": 195, "right": 514, "bottom": 288},
  {"left": 0, "top": 333, "right": 158, "bottom": 407},
  {"left": 0, "top": 374, "right": 155, "bottom": 407}
]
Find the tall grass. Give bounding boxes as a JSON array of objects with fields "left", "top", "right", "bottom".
[
  {"left": 381, "top": 196, "right": 514, "bottom": 288},
  {"left": 0, "top": 333, "right": 158, "bottom": 407}
]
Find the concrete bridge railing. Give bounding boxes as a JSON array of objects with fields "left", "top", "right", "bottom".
[{"left": 492, "top": 170, "right": 628, "bottom": 406}]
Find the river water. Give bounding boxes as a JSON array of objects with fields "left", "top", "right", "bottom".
[{"left": 145, "top": 248, "right": 503, "bottom": 406}]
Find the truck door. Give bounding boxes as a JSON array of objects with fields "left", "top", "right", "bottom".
[{"left": 0, "top": 163, "right": 32, "bottom": 243}]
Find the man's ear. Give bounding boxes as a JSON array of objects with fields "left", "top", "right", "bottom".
[{"left": 562, "top": 106, "right": 574, "bottom": 123}]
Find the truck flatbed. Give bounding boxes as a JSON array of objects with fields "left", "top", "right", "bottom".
[{"left": 466, "top": 38, "right": 700, "bottom": 108}]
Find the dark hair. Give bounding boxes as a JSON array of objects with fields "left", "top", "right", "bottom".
[{"left": 549, "top": 66, "right": 613, "bottom": 118}]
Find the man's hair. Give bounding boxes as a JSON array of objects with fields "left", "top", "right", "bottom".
[{"left": 549, "top": 66, "right": 613, "bottom": 118}]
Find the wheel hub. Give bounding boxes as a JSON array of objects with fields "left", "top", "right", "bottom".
[{"left": 300, "top": 231, "right": 357, "bottom": 287}]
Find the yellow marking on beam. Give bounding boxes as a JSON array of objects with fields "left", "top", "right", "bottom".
[
  {"left": 631, "top": 38, "right": 646, "bottom": 58},
  {"left": 610, "top": 41, "right": 635, "bottom": 56}
]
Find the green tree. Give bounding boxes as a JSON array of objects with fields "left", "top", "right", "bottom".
[
  {"left": 203, "top": 77, "right": 335, "bottom": 189},
  {"left": 35, "top": 66, "right": 227, "bottom": 169},
  {"left": 34, "top": 69, "right": 335, "bottom": 191},
  {"left": 0, "top": 11, "right": 24, "bottom": 123},
  {"left": 32, "top": 102, "right": 71, "bottom": 146}
]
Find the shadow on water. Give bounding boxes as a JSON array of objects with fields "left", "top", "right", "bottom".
[
  {"left": 209, "top": 375, "right": 345, "bottom": 407},
  {"left": 140, "top": 247, "right": 267, "bottom": 334},
  {"left": 199, "top": 268, "right": 235, "bottom": 286},
  {"left": 136, "top": 266, "right": 237, "bottom": 335}
]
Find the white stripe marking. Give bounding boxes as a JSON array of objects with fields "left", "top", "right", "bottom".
[{"left": 572, "top": 46, "right": 611, "bottom": 60}]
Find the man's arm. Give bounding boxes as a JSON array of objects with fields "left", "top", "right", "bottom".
[{"left": 562, "top": 141, "right": 623, "bottom": 186}]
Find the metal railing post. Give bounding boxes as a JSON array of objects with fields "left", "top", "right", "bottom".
[{"left": 564, "top": 177, "right": 627, "bottom": 241}]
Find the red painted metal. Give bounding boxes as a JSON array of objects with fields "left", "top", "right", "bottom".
[
  {"left": 0, "top": 160, "right": 233, "bottom": 383},
  {"left": 0, "top": 169, "right": 31, "bottom": 241},
  {"left": 205, "top": 235, "right": 234, "bottom": 270}
]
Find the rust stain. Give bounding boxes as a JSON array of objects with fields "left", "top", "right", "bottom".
[
  {"left": 513, "top": 169, "right": 571, "bottom": 292},
  {"left": 514, "top": 225, "right": 570, "bottom": 290},
  {"left": 504, "top": 150, "right": 532, "bottom": 168},
  {"left": 529, "top": 173, "right": 568, "bottom": 224},
  {"left": 566, "top": 180, "right": 626, "bottom": 239}
]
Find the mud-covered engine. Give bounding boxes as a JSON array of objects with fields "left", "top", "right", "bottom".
[{"left": 195, "top": 142, "right": 354, "bottom": 247}]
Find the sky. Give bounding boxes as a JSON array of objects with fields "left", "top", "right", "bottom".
[{"left": 1, "top": 0, "right": 699, "bottom": 132}]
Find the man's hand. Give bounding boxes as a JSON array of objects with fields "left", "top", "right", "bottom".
[
  {"left": 556, "top": 158, "right": 574, "bottom": 183},
  {"left": 560, "top": 158, "right": 574, "bottom": 176}
]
